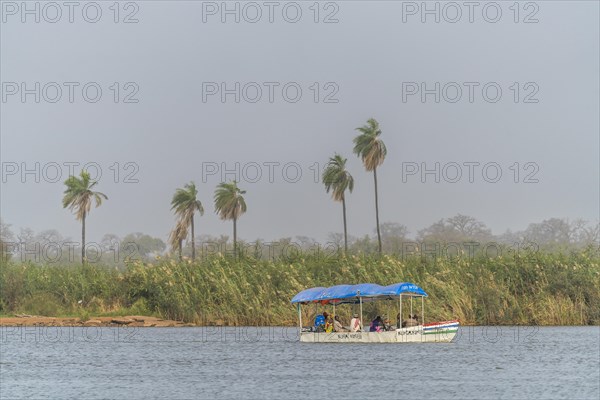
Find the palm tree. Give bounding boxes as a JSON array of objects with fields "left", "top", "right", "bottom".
[
  {"left": 353, "top": 118, "right": 387, "bottom": 254},
  {"left": 171, "top": 182, "right": 204, "bottom": 261},
  {"left": 322, "top": 154, "right": 354, "bottom": 253},
  {"left": 62, "top": 171, "right": 108, "bottom": 265},
  {"left": 168, "top": 218, "right": 188, "bottom": 261},
  {"left": 214, "top": 181, "right": 247, "bottom": 257}
]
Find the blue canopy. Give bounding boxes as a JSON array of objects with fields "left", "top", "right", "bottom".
[
  {"left": 290, "top": 282, "right": 427, "bottom": 304},
  {"left": 290, "top": 286, "right": 327, "bottom": 303}
]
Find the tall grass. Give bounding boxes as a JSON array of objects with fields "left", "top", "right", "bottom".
[{"left": 1, "top": 248, "right": 599, "bottom": 325}]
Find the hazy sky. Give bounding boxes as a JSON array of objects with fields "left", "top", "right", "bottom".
[{"left": 1, "top": 1, "right": 599, "bottom": 243}]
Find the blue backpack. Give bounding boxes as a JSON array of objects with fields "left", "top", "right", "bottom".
[{"left": 314, "top": 314, "right": 325, "bottom": 327}]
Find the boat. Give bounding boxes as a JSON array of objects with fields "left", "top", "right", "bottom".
[{"left": 291, "top": 282, "right": 459, "bottom": 343}]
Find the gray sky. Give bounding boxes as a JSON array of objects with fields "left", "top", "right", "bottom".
[{"left": 1, "top": 1, "right": 599, "bottom": 243}]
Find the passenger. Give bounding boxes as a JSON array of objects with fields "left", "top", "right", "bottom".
[
  {"left": 325, "top": 315, "right": 334, "bottom": 333},
  {"left": 412, "top": 314, "right": 420, "bottom": 326},
  {"left": 369, "top": 316, "right": 384, "bottom": 332},
  {"left": 396, "top": 313, "right": 401, "bottom": 329},
  {"left": 333, "top": 315, "right": 348, "bottom": 332},
  {"left": 403, "top": 314, "right": 419, "bottom": 327},
  {"left": 382, "top": 315, "right": 393, "bottom": 331},
  {"left": 349, "top": 313, "right": 362, "bottom": 332}
]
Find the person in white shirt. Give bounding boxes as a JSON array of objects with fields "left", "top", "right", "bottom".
[{"left": 350, "top": 313, "right": 362, "bottom": 332}]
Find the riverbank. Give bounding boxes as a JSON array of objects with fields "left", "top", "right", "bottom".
[
  {"left": 2, "top": 315, "right": 598, "bottom": 327},
  {"left": 0, "top": 315, "right": 194, "bottom": 327}
]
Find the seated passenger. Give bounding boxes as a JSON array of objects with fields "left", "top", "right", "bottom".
[
  {"left": 325, "top": 315, "right": 334, "bottom": 333},
  {"left": 349, "top": 313, "right": 362, "bottom": 332},
  {"left": 369, "top": 315, "right": 384, "bottom": 332},
  {"left": 403, "top": 314, "right": 419, "bottom": 327},
  {"left": 333, "top": 315, "right": 348, "bottom": 332},
  {"left": 382, "top": 315, "right": 393, "bottom": 331}
]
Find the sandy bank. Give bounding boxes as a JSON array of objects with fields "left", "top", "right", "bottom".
[{"left": 0, "top": 315, "right": 195, "bottom": 327}]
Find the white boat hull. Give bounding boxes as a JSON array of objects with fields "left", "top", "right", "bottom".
[{"left": 299, "top": 321, "right": 459, "bottom": 343}]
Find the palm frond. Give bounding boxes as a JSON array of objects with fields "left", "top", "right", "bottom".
[
  {"left": 214, "top": 181, "right": 247, "bottom": 221},
  {"left": 322, "top": 154, "right": 354, "bottom": 202},
  {"left": 170, "top": 181, "right": 204, "bottom": 232},
  {"left": 353, "top": 118, "right": 387, "bottom": 171},
  {"left": 62, "top": 171, "right": 107, "bottom": 221}
]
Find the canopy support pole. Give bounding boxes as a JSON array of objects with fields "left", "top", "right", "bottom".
[
  {"left": 297, "top": 303, "right": 302, "bottom": 333},
  {"left": 359, "top": 296, "right": 363, "bottom": 332},
  {"left": 399, "top": 294, "right": 402, "bottom": 329},
  {"left": 387, "top": 303, "right": 391, "bottom": 330},
  {"left": 421, "top": 296, "right": 425, "bottom": 327},
  {"left": 333, "top": 303, "right": 336, "bottom": 330},
  {"left": 410, "top": 296, "right": 413, "bottom": 318}
]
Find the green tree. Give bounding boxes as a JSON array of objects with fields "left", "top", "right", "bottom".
[
  {"left": 62, "top": 171, "right": 108, "bottom": 265},
  {"left": 380, "top": 222, "right": 409, "bottom": 254},
  {"left": 353, "top": 118, "right": 387, "bottom": 254},
  {"left": 322, "top": 154, "right": 354, "bottom": 253},
  {"left": 417, "top": 214, "right": 492, "bottom": 243},
  {"left": 171, "top": 182, "right": 204, "bottom": 261},
  {"left": 0, "top": 219, "right": 14, "bottom": 264},
  {"left": 121, "top": 232, "right": 166, "bottom": 260},
  {"left": 214, "top": 181, "right": 247, "bottom": 257}
]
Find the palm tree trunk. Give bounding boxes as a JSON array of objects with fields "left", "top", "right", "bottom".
[
  {"left": 178, "top": 239, "right": 182, "bottom": 261},
  {"left": 233, "top": 217, "right": 237, "bottom": 258},
  {"left": 81, "top": 211, "right": 86, "bottom": 265},
  {"left": 342, "top": 196, "right": 348, "bottom": 253},
  {"left": 191, "top": 215, "right": 195, "bottom": 261},
  {"left": 373, "top": 167, "right": 382, "bottom": 255}
]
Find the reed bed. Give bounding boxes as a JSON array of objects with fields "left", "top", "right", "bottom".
[{"left": 1, "top": 248, "right": 598, "bottom": 325}]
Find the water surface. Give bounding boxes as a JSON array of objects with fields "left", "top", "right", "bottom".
[{"left": 1, "top": 326, "right": 598, "bottom": 399}]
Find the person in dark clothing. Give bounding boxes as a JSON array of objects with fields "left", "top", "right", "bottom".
[
  {"left": 369, "top": 315, "right": 384, "bottom": 332},
  {"left": 402, "top": 314, "right": 419, "bottom": 327}
]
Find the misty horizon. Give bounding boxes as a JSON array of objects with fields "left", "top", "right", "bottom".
[{"left": 2, "top": 1, "right": 598, "bottom": 247}]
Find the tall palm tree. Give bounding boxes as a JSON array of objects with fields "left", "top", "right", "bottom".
[
  {"left": 322, "top": 154, "right": 354, "bottom": 253},
  {"left": 353, "top": 118, "right": 387, "bottom": 254},
  {"left": 171, "top": 182, "right": 204, "bottom": 261},
  {"left": 62, "top": 171, "right": 108, "bottom": 265},
  {"left": 168, "top": 218, "right": 188, "bottom": 261},
  {"left": 214, "top": 181, "right": 247, "bottom": 257}
]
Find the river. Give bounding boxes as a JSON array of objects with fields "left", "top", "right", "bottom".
[{"left": 1, "top": 326, "right": 598, "bottom": 399}]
